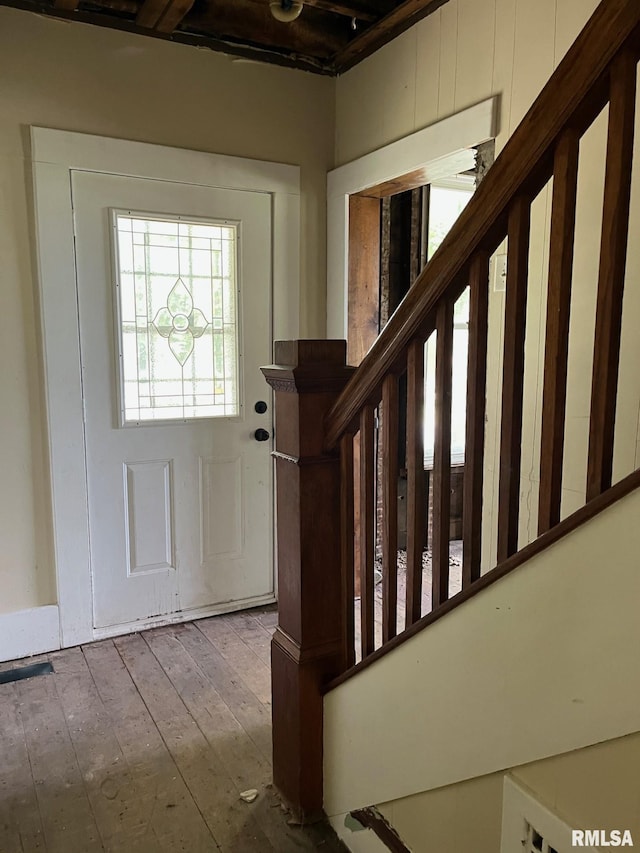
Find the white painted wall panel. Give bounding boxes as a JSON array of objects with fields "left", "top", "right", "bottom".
[
  {"left": 371, "top": 733, "right": 640, "bottom": 853},
  {"left": 413, "top": 13, "right": 441, "bottom": 130},
  {"left": 324, "top": 486, "right": 640, "bottom": 814},
  {"left": 437, "top": 1, "right": 458, "bottom": 119},
  {"left": 454, "top": 0, "right": 496, "bottom": 116}
]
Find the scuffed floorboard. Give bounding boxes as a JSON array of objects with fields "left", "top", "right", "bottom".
[{"left": 0, "top": 607, "right": 346, "bottom": 852}]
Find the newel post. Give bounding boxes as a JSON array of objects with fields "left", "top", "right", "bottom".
[{"left": 261, "top": 340, "right": 354, "bottom": 822}]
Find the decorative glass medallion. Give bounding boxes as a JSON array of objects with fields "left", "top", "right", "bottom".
[{"left": 114, "top": 213, "right": 239, "bottom": 423}]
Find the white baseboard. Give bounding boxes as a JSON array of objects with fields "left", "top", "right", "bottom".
[
  {"left": 0, "top": 605, "right": 61, "bottom": 663},
  {"left": 0, "top": 594, "right": 276, "bottom": 662}
]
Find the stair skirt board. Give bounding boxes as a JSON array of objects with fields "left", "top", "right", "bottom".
[
  {"left": 330, "top": 811, "right": 406, "bottom": 853},
  {"left": 350, "top": 808, "right": 411, "bottom": 852}
]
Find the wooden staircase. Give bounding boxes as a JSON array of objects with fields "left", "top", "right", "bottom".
[{"left": 261, "top": 0, "right": 640, "bottom": 824}]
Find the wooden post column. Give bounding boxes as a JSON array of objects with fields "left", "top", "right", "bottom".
[{"left": 261, "top": 340, "right": 355, "bottom": 823}]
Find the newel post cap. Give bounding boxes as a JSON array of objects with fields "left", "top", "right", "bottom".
[{"left": 261, "top": 339, "right": 354, "bottom": 393}]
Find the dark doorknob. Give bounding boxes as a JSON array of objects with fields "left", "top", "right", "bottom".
[
  {"left": 254, "top": 401, "right": 268, "bottom": 414},
  {"left": 254, "top": 428, "right": 270, "bottom": 442}
]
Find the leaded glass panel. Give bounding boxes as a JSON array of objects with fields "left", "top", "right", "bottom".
[{"left": 113, "top": 213, "right": 239, "bottom": 423}]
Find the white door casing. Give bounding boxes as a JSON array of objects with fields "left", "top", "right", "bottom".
[
  {"left": 326, "top": 97, "right": 498, "bottom": 338},
  {"left": 73, "top": 172, "right": 273, "bottom": 632},
  {"left": 31, "top": 128, "right": 300, "bottom": 647}
]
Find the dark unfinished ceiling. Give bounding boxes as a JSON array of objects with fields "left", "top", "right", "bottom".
[{"left": 2, "top": 0, "right": 448, "bottom": 74}]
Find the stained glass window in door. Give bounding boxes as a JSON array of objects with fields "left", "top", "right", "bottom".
[{"left": 113, "top": 213, "right": 239, "bottom": 423}]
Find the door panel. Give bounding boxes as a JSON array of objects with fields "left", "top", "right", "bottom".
[
  {"left": 124, "top": 459, "right": 174, "bottom": 574},
  {"left": 72, "top": 171, "right": 273, "bottom": 630}
]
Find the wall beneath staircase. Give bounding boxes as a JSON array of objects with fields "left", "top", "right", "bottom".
[
  {"left": 324, "top": 486, "right": 640, "bottom": 816},
  {"left": 363, "top": 732, "right": 640, "bottom": 853}
]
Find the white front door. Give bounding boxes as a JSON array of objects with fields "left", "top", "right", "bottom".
[{"left": 72, "top": 171, "right": 273, "bottom": 632}]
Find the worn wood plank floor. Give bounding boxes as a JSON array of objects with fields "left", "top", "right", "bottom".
[{"left": 0, "top": 607, "right": 345, "bottom": 853}]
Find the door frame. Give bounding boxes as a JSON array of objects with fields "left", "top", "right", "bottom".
[
  {"left": 31, "top": 127, "right": 300, "bottom": 648},
  {"left": 326, "top": 97, "right": 498, "bottom": 339}
]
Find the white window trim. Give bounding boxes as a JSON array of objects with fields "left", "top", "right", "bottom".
[
  {"left": 31, "top": 127, "right": 300, "bottom": 648},
  {"left": 326, "top": 97, "right": 498, "bottom": 339}
]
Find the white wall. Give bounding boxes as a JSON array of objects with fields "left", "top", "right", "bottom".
[
  {"left": 335, "top": 0, "right": 600, "bottom": 165},
  {"left": 334, "top": 0, "right": 640, "bottom": 570},
  {"left": 0, "top": 7, "right": 334, "bottom": 618},
  {"left": 323, "top": 485, "right": 640, "bottom": 815},
  {"left": 362, "top": 733, "right": 640, "bottom": 853}
]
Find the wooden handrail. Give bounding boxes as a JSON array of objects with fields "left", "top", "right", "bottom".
[{"left": 325, "top": 0, "right": 640, "bottom": 449}]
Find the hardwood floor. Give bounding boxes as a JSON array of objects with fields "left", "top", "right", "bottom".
[{"left": 0, "top": 608, "right": 346, "bottom": 853}]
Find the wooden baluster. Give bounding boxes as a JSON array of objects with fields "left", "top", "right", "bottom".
[
  {"left": 538, "top": 129, "right": 580, "bottom": 534},
  {"left": 381, "top": 373, "right": 399, "bottom": 641},
  {"left": 340, "top": 433, "right": 356, "bottom": 670},
  {"left": 463, "top": 252, "right": 490, "bottom": 587},
  {"left": 497, "top": 196, "right": 531, "bottom": 563},
  {"left": 587, "top": 51, "right": 637, "bottom": 502},
  {"left": 406, "top": 338, "right": 426, "bottom": 625},
  {"left": 352, "top": 434, "right": 362, "bottom": 600},
  {"left": 432, "top": 299, "right": 454, "bottom": 608},
  {"left": 359, "top": 405, "right": 376, "bottom": 658}
]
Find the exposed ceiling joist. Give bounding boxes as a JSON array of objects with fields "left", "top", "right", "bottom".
[
  {"left": 155, "top": 0, "right": 194, "bottom": 31},
  {"left": 334, "top": 0, "right": 449, "bottom": 72},
  {"left": 136, "top": 0, "right": 193, "bottom": 31},
  {"left": 187, "top": 2, "right": 345, "bottom": 60},
  {"left": 136, "top": 0, "right": 168, "bottom": 27},
  {"left": 3, "top": 0, "right": 450, "bottom": 74},
  {"left": 100, "top": 0, "right": 140, "bottom": 12},
  {"left": 303, "top": 0, "right": 376, "bottom": 22}
]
